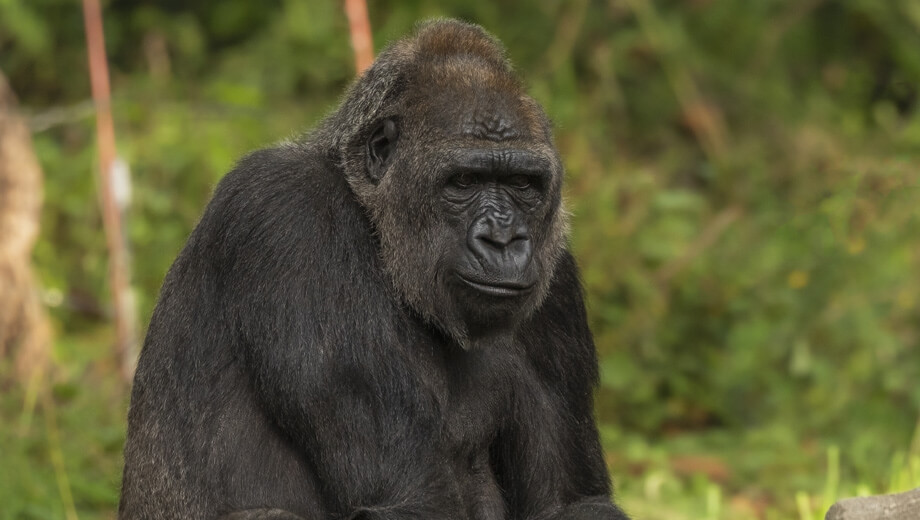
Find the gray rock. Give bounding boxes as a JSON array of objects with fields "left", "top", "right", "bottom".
[{"left": 826, "top": 488, "right": 920, "bottom": 520}]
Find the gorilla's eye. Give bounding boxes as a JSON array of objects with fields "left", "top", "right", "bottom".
[
  {"left": 507, "top": 175, "right": 532, "bottom": 190},
  {"left": 450, "top": 172, "right": 476, "bottom": 189}
]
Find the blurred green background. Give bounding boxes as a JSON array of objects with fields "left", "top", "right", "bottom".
[{"left": 1, "top": 0, "right": 919, "bottom": 519}]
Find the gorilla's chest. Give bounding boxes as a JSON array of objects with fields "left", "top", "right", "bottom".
[
  {"left": 434, "top": 344, "right": 519, "bottom": 454},
  {"left": 432, "top": 345, "right": 519, "bottom": 519}
]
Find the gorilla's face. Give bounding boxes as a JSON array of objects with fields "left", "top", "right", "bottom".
[
  {"left": 436, "top": 147, "right": 558, "bottom": 332},
  {"left": 354, "top": 72, "right": 567, "bottom": 347}
]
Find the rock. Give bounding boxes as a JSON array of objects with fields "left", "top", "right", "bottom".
[{"left": 826, "top": 488, "right": 920, "bottom": 520}]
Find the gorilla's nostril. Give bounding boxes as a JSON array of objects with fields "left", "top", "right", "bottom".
[{"left": 476, "top": 233, "right": 510, "bottom": 249}]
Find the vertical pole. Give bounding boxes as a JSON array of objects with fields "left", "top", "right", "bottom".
[
  {"left": 344, "top": 0, "right": 374, "bottom": 75},
  {"left": 81, "top": 0, "right": 137, "bottom": 382}
]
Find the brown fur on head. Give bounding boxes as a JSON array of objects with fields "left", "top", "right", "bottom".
[{"left": 320, "top": 19, "right": 569, "bottom": 347}]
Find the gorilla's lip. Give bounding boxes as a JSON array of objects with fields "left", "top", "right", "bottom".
[{"left": 457, "top": 274, "right": 535, "bottom": 297}]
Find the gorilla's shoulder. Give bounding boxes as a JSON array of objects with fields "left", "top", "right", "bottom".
[
  {"left": 189, "top": 143, "right": 370, "bottom": 266},
  {"left": 215, "top": 143, "right": 344, "bottom": 206},
  {"left": 205, "top": 143, "right": 358, "bottom": 226}
]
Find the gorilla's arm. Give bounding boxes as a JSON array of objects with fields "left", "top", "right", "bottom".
[
  {"left": 503, "top": 253, "right": 631, "bottom": 520},
  {"left": 212, "top": 148, "right": 463, "bottom": 519}
]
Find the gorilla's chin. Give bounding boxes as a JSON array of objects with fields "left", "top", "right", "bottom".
[{"left": 456, "top": 295, "right": 536, "bottom": 342}]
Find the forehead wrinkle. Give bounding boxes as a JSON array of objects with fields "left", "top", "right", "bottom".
[{"left": 408, "top": 84, "right": 538, "bottom": 143}]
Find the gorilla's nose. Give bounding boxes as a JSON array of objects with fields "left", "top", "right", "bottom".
[{"left": 468, "top": 217, "right": 532, "bottom": 271}]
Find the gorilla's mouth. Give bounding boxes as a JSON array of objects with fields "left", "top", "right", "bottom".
[{"left": 457, "top": 274, "right": 535, "bottom": 298}]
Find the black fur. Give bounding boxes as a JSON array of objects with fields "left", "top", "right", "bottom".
[{"left": 119, "top": 20, "right": 630, "bottom": 520}]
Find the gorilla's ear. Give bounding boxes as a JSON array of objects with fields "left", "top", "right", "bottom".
[{"left": 366, "top": 118, "right": 399, "bottom": 183}]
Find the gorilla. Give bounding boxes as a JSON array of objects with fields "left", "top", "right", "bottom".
[{"left": 119, "top": 19, "right": 631, "bottom": 520}]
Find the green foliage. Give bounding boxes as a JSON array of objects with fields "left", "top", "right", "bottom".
[
  {"left": 0, "top": 331, "right": 126, "bottom": 520},
  {"left": 1, "top": 0, "right": 919, "bottom": 518}
]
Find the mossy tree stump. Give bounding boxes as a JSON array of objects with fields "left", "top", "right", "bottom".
[{"left": 0, "top": 68, "right": 50, "bottom": 382}]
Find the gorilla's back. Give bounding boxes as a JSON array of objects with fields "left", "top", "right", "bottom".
[{"left": 120, "top": 144, "right": 356, "bottom": 518}]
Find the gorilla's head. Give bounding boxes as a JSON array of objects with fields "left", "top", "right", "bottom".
[{"left": 328, "top": 20, "right": 568, "bottom": 347}]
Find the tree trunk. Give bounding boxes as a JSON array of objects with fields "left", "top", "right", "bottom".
[
  {"left": 0, "top": 68, "right": 50, "bottom": 383},
  {"left": 826, "top": 488, "right": 920, "bottom": 520}
]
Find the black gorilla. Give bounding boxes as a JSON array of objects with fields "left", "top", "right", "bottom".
[{"left": 119, "top": 19, "right": 631, "bottom": 520}]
